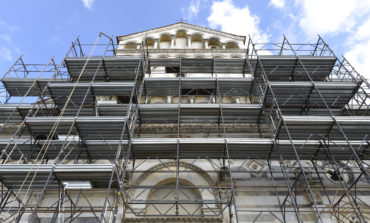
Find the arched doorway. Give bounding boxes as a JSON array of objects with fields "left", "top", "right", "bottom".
[
  {"left": 126, "top": 161, "right": 222, "bottom": 221},
  {"left": 145, "top": 178, "right": 203, "bottom": 216}
]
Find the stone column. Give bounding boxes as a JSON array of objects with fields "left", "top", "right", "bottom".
[
  {"left": 204, "top": 39, "right": 209, "bottom": 49},
  {"left": 187, "top": 35, "right": 192, "bottom": 48},
  {"left": 154, "top": 39, "right": 158, "bottom": 49},
  {"left": 167, "top": 96, "right": 172, "bottom": 103},
  {"left": 170, "top": 35, "right": 175, "bottom": 48},
  {"left": 190, "top": 96, "right": 195, "bottom": 104}
]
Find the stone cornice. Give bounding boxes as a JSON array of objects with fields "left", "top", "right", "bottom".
[{"left": 115, "top": 48, "right": 247, "bottom": 54}]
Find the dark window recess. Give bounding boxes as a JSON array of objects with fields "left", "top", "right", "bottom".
[
  {"left": 117, "top": 96, "right": 137, "bottom": 104},
  {"left": 104, "top": 75, "right": 111, "bottom": 81},
  {"left": 165, "top": 66, "right": 180, "bottom": 73},
  {"left": 181, "top": 89, "right": 214, "bottom": 95},
  {"left": 218, "top": 167, "right": 230, "bottom": 182},
  {"left": 327, "top": 170, "right": 343, "bottom": 181}
]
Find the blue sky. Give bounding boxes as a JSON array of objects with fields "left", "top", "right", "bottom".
[{"left": 0, "top": 0, "right": 370, "bottom": 78}]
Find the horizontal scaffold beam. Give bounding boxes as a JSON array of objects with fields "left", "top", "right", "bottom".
[
  {"left": 0, "top": 164, "right": 115, "bottom": 189},
  {"left": 1, "top": 138, "right": 368, "bottom": 160},
  {"left": 25, "top": 116, "right": 127, "bottom": 140}
]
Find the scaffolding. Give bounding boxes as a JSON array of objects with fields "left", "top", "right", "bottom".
[{"left": 0, "top": 31, "right": 369, "bottom": 223}]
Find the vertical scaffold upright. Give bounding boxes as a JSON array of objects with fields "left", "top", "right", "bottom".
[{"left": 0, "top": 23, "right": 369, "bottom": 223}]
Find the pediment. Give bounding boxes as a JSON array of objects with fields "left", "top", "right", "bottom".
[{"left": 116, "top": 22, "right": 246, "bottom": 46}]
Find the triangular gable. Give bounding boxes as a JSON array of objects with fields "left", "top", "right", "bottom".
[{"left": 116, "top": 22, "right": 246, "bottom": 44}]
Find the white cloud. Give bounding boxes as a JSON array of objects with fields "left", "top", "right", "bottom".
[
  {"left": 0, "top": 20, "right": 19, "bottom": 43},
  {"left": 0, "top": 21, "right": 19, "bottom": 62},
  {"left": 345, "top": 40, "right": 370, "bottom": 78},
  {"left": 0, "top": 46, "right": 13, "bottom": 62},
  {"left": 348, "top": 18, "right": 370, "bottom": 43},
  {"left": 345, "top": 18, "right": 370, "bottom": 78},
  {"left": 81, "top": 0, "right": 95, "bottom": 10},
  {"left": 297, "top": 0, "right": 370, "bottom": 37},
  {"left": 270, "top": 0, "right": 285, "bottom": 8},
  {"left": 207, "top": 0, "right": 269, "bottom": 42},
  {"left": 0, "top": 20, "right": 19, "bottom": 33},
  {"left": 290, "top": 0, "right": 370, "bottom": 78},
  {"left": 0, "top": 34, "right": 11, "bottom": 42},
  {"left": 182, "top": 0, "right": 208, "bottom": 21},
  {"left": 189, "top": 0, "right": 201, "bottom": 15}
]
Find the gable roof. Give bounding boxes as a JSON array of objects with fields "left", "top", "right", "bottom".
[{"left": 116, "top": 22, "right": 246, "bottom": 43}]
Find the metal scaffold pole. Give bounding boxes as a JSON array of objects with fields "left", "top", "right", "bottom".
[
  {"left": 101, "top": 41, "right": 148, "bottom": 222},
  {"left": 247, "top": 36, "right": 324, "bottom": 223},
  {"left": 1, "top": 24, "right": 370, "bottom": 223},
  {"left": 213, "top": 58, "right": 239, "bottom": 223},
  {"left": 282, "top": 35, "right": 369, "bottom": 222}
]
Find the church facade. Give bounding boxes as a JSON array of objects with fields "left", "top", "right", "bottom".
[{"left": 0, "top": 22, "right": 369, "bottom": 223}]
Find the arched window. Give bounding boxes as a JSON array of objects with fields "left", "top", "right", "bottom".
[
  {"left": 175, "top": 30, "right": 187, "bottom": 48},
  {"left": 145, "top": 38, "right": 155, "bottom": 49},
  {"left": 124, "top": 42, "right": 139, "bottom": 49},
  {"left": 145, "top": 179, "right": 203, "bottom": 215},
  {"left": 191, "top": 34, "right": 203, "bottom": 49},
  {"left": 226, "top": 41, "right": 239, "bottom": 49},
  {"left": 159, "top": 34, "right": 171, "bottom": 49},
  {"left": 130, "top": 161, "right": 218, "bottom": 218},
  {"left": 208, "top": 38, "right": 221, "bottom": 49}
]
